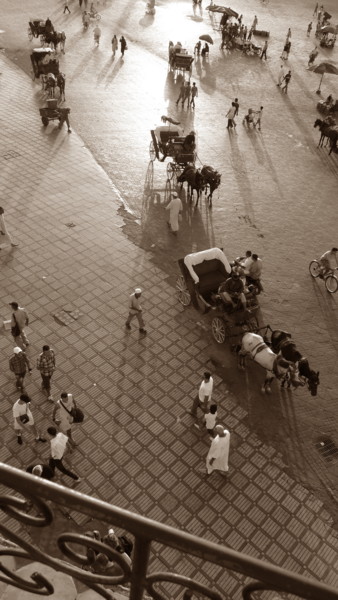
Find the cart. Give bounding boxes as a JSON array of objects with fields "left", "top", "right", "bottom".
[
  {"left": 39, "top": 101, "right": 70, "bottom": 127},
  {"left": 150, "top": 125, "right": 196, "bottom": 180},
  {"left": 176, "top": 248, "right": 259, "bottom": 344},
  {"left": 168, "top": 43, "right": 194, "bottom": 77},
  {"left": 30, "top": 48, "right": 59, "bottom": 80},
  {"left": 28, "top": 18, "right": 54, "bottom": 42}
]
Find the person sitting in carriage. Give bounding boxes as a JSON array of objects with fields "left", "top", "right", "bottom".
[
  {"left": 218, "top": 271, "right": 247, "bottom": 311},
  {"left": 323, "top": 94, "right": 335, "bottom": 110},
  {"left": 319, "top": 247, "right": 338, "bottom": 276},
  {"left": 45, "top": 17, "right": 54, "bottom": 35},
  {"left": 182, "top": 131, "right": 196, "bottom": 153}
]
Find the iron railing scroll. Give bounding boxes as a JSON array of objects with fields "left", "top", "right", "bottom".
[{"left": 0, "top": 463, "right": 338, "bottom": 600}]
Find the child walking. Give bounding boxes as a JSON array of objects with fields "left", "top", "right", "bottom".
[{"left": 204, "top": 404, "right": 218, "bottom": 439}]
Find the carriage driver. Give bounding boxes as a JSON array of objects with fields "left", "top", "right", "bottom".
[
  {"left": 319, "top": 247, "right": 338, "bottom": 275},
  {"left": 218, "top": 271, "right": 247, "bottom": 310}
]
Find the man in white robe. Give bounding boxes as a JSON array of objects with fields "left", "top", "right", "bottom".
[
  {"left": 206, "top": 425, "right": 230, "bottom": 475},
  {"left": 166, "top": 192, "right": 183, "bottom": 235}
]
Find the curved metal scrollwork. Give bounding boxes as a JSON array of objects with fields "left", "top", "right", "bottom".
[
  {"left": 0, "top": 556, "right": 54, "bottom": 596},
  {"left": 145, "top": 572, "right": 223, "bottom": 600},
  {"left": 0, "top": 494, "right": 53, "bottom": 527}
]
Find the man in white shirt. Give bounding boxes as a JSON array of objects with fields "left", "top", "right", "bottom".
[
  {"left": 125, "top": 288, "right": 147, "bottom": 334},
  {"left": 190, "top": 372, "right": 214, "bottom": 417},
  {"left": 13, "top": 394, "right": 46, "bottom": 445},
  {"left": 10, "top": 301, "right": 29, "bottom": 348},
  {"left": 47, "top": 427, "right": 81, "bottom": 482},
  {"left": 320, "top": 247, "right": 338, "bottom": 275}
]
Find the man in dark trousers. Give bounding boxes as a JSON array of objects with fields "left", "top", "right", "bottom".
[{"left": 47, "top": 427, "right": 81, "bottom": 483}]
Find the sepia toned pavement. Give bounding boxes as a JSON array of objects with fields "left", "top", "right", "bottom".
[{"left": 1, "top": 0, "right": 338, "bottom": 597}]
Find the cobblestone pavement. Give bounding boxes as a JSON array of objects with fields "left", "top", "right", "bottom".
[{"left": 1, "top": 0, "right": 338, "bottom": 597}]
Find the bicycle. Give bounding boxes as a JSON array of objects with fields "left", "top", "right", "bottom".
[{"left": 309, "top": 260, "right": 338, "bottom": 293}]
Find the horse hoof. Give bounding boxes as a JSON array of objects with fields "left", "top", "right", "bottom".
[
  {"left": 261, "top": 387, "right": 266, "bottom": 394},
  {"left": 266, "top": 387, "right": 271, "bottom": 394}
]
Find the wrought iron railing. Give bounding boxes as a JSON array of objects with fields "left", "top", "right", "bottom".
[{"left": 0, "top": 463, "right": 337, "bottom": 600}]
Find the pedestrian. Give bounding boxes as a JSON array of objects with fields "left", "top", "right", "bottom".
[
  {"left": 120, "top": 36, "right": 127, "bottom": 57},
  {"left": 252, "top": 15, "right": 258, "bottom": 30},
  {"left": 243, "top": 26, "right": 247, "bottom": 40},
  {"left": 281, "top": 40, "right": 291, "bottom": 60},
  {"left": 307, "top": 22, "right": 313, "bottom": 36},
  {"left": 79, "top": 0, "right": 83, "bottom": 7},
  {"left": 182, "top": 81, "right": 191, "bottom": 108},
  {"left": 166, "top": 192, "right": 183, "bottom": 235},
  {"left": 26, "top": 463, "right": 54, "bottom": 479},
  {"left": 247, "top": 253, "right": 263, "bottom": 290},
  {"left": 9, "top": 347, "right": 32, "bottom": 391},
  {"left": 111, "top": 34, "right": 118, "bottom": 57},
  {"left": 0, "top": 207, "right": 18, "bottom": 249},
  {"left": 204, "top": 404, "right": 218, "bottom": 439},
  {"left": 63, "top": 1, "right": 71, "bottom": 14},
  {"left": 190, "top": 371, "right": 214, "bottom": 417},
  {"left": 286, "top": 28, "right": 291, "bottom": 43},
  {"left": 52, "top": 392, "right": 78, "bottom": 447},
  {"left": 201, "top": 42, "right": 209, "bottom": 58},
  {"left": 242, "top": 108, "right": 255, "bottom": 127},
  {"left": 47, "top": 426, "right": 81, "bottom": 482},
  {"left": 276, "top": 64, "right": 285, "bottom": 86},
  {"left": 58, "top": 108, "right": 72, "bottom": 133},
  {"left": 190, "top": 82, "right": 198, "bottom": 108},
  {"left": 260, "top": 40, "right": 268, "bottom": 60},
  {"left": 125, "top": 288, "right": 147, "bottom": 334},
  {"left": 308, "top": 46, "right": 319, "bottom": 67},
  {"left": 247, "top": 27, "right": 253, "bottom": 41},
  {"left": 13, "top": 394, "right": 46, "bottom": 446},
  {"left": 233, "top": 97, "right": 239, "bottom": 116},
  {"left": 176, "top": 81, "right": 185, "bottom": 105},
  {"left": 206, "top": 425, "right": 230, "bottom": 475},
  {"left": 313, "top": 2, "right": 318, "bottom": 16},
  {"left": 94, "top": 25, "right": 101, "bottom": 46},
  {"left": 36, "top": 345, "right": 56, "bottom": 401},
  {"left": 194, "top": 40, "right": 201, "bottom": 55},
  {"left": 281, "top": 70, "right": 291, "bottom": 93},
  {"left": 254, "top": 106, "right": 263, "bottom": 131},
  {"left": 226, "top": 102, "right": 237, "bottom": 128},
  {"left": 10, "top": 301, "right": 29, "bottom": 348}
]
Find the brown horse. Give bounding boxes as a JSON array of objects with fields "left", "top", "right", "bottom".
[
  {"left": 199, "top": 165, "right": 221, "bottom": 208},
  {"left": 177, "top": 166, "right": 204, "bottom": 204},
  {"left": 314, "top": 119, "right": 338, "bottom": 154}
]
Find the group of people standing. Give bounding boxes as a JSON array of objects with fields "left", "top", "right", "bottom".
[{"left": 176, "top": 81, "right": 198, "bottom": 109}]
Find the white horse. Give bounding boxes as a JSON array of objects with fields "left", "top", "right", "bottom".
[{"left": 239, "top": 332, "right": 300, "bottom": 393}]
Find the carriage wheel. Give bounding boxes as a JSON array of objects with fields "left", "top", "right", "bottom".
[
  {"left": 211, "top": 317, "right": 229, "bottom": 344},
  {"left": 325, "top": 275, "right": 338, "bottom": 293},
  {"left": 28, "top": 28, "right": 33, "bottom": 42},
  {"left": 167, "top": 162, "right": 175, "bottom": 180},
  {"left": 176, "top": 276, "right": 191, "bottom": 306},
  {"left": 149, "top": 141, "right": 156, "bottom": 161},
  {"left": 96, "top": 14, "right": 102, "bottom": 20},
  {"left": 309, "top": 260, "right": 321, "bottom": 278}
]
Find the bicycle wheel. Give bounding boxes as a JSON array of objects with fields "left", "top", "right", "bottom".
[
  {"left": 176, "top": 275, "right": 191, "bottom": 306},
  {"left": 309, "top": 260, "right": 321, "bottom": 278},
  {"left": 325, "top": 275, "right": 338, "bottom": 293},
  {"left": 211, "top": 317, "right": 230, "bottom": 344},
  {"left": 149, "top": 141, "right": 156, "bottom": 161}
]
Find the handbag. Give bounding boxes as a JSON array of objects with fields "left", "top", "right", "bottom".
[
  {"left": 60, "top": 400, "right": 84, "bottom": 424},
  {"left": 11, "top": 313, "right": 21, "bottom": 338},
  {"left": 19, "top": 405, "right": 29, "bottom": 424}
]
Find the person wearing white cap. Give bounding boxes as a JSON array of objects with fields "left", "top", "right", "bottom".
[
  {"left": 26, "top": 463, "right": 54, "bottom": 479},
  {"left": 125, "top": 289, "right": 147, "bottom": 334},
  {"left": 166, "top": 192, "right": 183, "bottom": 235},
  {"left": 9, "top": 347, "right": 32, "bottom": 391}
]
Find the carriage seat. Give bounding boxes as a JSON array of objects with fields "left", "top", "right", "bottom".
[
  {"left": 159, "top": 130, "right": 180, "bottom": 144},
  {"left": 194, "top": 259, "right": 228, "bottom": 294}
]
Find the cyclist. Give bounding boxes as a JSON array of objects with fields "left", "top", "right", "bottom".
[{"left": 319, "top": 247, "right": 338, "bottom": 276}]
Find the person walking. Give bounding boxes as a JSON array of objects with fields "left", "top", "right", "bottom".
[
  {"left": 26, "top": 463, "right": 54, "bottom": 479},
  {"left": 313, "top": 2, "right": 318, "bottom": 16},
  {"left": 281, "top": 70, "right": 291, "bottom": 93},
  {"left": 254, "top": 106, "right": 263, "bottom": 131},
  {"left": 176, "top": 81, "right": 185, "bottom": 106},
  {"left": 93, "top": 25, "right": 101, "bottom": 46},
  {"left": 233, "top": 97, "right": 239, "bottom": 116},
  {"left": 190, "top": 372, "right": 214, "bottom": 417},
  {"left": 307, "top": 22, "right": 313, "bottom": 37},
  {"left": 204, "top": 404, "right": 218, "bottom": 439},
  {"left": 63, "top": 1, "right": 71, "bottom": 14},
  {"left": 247, "top": 26, "right": 253, "bottom": 41},
  {"left": 182, "top": 81, "right": 191, "bottom": 108},
  {"left": 286, "top": 28, "right": 291, "bottom": 43},
  {"left": 206, "top": 425, "right": 230, "bottom": 475},
  {"left": 166, "top": 192, "right": 183, "bottom": 235},
  {"left": 10, "top": 301, "right": 29, "bottom": 348},
  {"left": 194, "top": 40, "right": 201, "bottom": 55},
  {"left": 120, "top": 36, "right": 127, "bottom": 57},
  {"left": 276, "top": 64, "right": 285, "bottom": 86},
  {"left": 125, "top": 288, "right": 147, "bottom": 334},
  {"left": 260, "top": 40, "right": 268, "bottom": 60},
  {"left": 190, "top": 82, "right": 198, "bottom": 108},
  {"left": 9, "top": 347, "right": 32, "bottom": 391},
  {"left": 13, "top": 394, "right": 46, "bottom": 445},
  {"left": 52, "top": 392, "right": 78, "bottom": 448},
  {"left": 47, "top": 427, "right": 81, "bottom": 482},
  {"left": 308, "top": 46, "right": 319, "bottom": 67},
  {"left": 36, "top": 345, "right": 56, "bottom": 401},
  {"left": 226, "top": 102, "right": 237, "bottom": 129},
  {"left": 252, "top": 15, "right": 258, "bottom": 30},
  {"left": 111, "top": 35, "right": 118, "bottom": 57},
  {"left": 0, "top": 207, "right": 18, "bottom": 249},
  {"left": 281, "top": 40, "right": 291, "bottom": 60}
]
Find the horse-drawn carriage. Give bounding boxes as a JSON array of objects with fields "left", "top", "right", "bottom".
[
  {"left": 39, "top": 100, "right": 70, "bottom": 128},
  {"left": 28, "top": 18, "right": 53, "bottom": 42},
  {"left": 176, "top": 248, "right": 259, "bottom": 344},
  {"left": 168, "top": 42, "right": 194, "bottom": 77},
  {"left": 150, "top": 121, "right": 196, "bottom": 180},
  {"left": 30, "top": 48, "right": 59, "bottom": 80}
]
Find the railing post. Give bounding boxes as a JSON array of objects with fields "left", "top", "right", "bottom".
[{"left": 129, "top": 537, "right": 151, "bottom": 600}]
